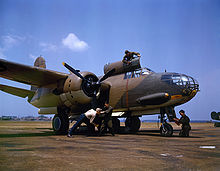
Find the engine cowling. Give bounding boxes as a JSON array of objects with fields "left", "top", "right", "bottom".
[
  {"left": 60, "top": 71, "right": 98, "bottom": 108},
  {"left": 60, "top": 62, "right": 115, "bottom": 111}
]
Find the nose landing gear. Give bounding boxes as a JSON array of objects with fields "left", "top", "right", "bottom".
[
  {"left": 160, "top": 118, "right": 173, "bottom": 136},
  {"left": 159, "top": 108, "right": 174, "bottom": 136}
]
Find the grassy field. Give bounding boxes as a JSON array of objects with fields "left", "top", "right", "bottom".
[{"left": 0, "top": 121, "right": 219, "bottom": 170}]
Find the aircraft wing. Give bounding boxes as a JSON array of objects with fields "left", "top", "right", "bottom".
[
  {"left": 0, "top": 59, "right": 68, "bottom": 87},
  {"left": 0, "top": 84, "right": 35, "bottom": 98}
]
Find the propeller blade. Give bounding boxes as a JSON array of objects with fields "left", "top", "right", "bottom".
[
  {"left": 99, "top": 68, "right": 115, "bottom": 83},
  {"left": 62, "top": 62, "right": 85, "bottom": 81}
]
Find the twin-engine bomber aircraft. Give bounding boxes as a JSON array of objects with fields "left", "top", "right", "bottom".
[{"left": 0, "top": 56, "right": 199, "bottom": 136}]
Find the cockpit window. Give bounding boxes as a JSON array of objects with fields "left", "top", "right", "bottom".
[
  {"left": 141, "top": 68, "right": 154, "bottom": 75},
  {"left": 162, "top": 74, "right": 184, "bottom": 85},
  {"left": 161, "top": 75, "right": 172, "bottom": 80},
  {"left": 124, "top": 68, "right": 154, "bottom": 79}
]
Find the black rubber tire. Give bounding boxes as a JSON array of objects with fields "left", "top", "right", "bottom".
[
  {"left": 112, "top": 118, "right": 120, "bottom": 133},
  {"left": 125, "top": 116, "right": 141, "bottom": 133},
  {"left": 160, "top": 123, "right": 173, "bottom": 137},
  {"left": 52, "top": 114, "right": 69, "bottom": 135}
]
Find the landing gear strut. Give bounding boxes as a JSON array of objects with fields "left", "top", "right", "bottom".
[
  {"left": 159, "top": 112, "right": 173, "bottom": 137},
  {"left": 112, "top": 117, "right": 120, "bottom": 133},
  {"left": 52, "top": 109, "right": 69, "bottom": 135}
]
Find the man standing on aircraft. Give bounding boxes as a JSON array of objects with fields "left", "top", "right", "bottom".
[
  {"left": 122, "top": 50, "right": 141, "bottom": 64},
  {"left": 174, "top": 110, "right": 191, "bottom": 137},
  {"left": 67, "top": 108, "right": 102, "bottom": 138},
  {"left": 98, "top": 103, "right": 115, "bottom": 136}
]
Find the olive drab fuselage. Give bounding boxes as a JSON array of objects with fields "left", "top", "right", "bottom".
[
  {"left": 29, "top": 58, "right": 199, "bottom": 118},
  {"left": 0, "top": 57, "right": 199, "bottom": 118}
]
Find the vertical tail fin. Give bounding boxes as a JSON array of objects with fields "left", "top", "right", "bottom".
[
  {"left": 31, "top": 56, "right": 46, "bottom": 91},
  {"left": 34, "top": 56, "right": 46, "bottom": 68}
]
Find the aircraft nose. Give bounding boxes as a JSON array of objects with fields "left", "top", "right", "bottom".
[
  {"left": 161, "top": 73, "right": 199, "bottom": 96},
  {"left": 181, "top": 75, "right": 199, "bottom": 96}
]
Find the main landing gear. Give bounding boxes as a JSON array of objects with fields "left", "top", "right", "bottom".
[
  {"left": 112, "top": 117, "right": 120, "bottom": 133},
  {"left": 125, "top": 116, "right": 141, "bottom": 133},
  {"left": 112, "top": 116, "right": 141, "bottom": 133},
  {"left": 52, "top": 108, "right": 69, "bottom": 135}
]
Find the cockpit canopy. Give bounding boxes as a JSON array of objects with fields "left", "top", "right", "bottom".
[
  {"left": 161, "top": 74, "right": 199, "bottom": 91},
  {"left": 124, "top": 68, "right": 154, "bottom": 79}
]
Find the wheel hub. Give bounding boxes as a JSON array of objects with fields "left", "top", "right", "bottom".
[{"left": 53, "top": 117, "right": 61, "bottom": 130}]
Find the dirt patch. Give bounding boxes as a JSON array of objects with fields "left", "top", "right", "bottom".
[{"left": 0, "top": 121, "right": 219, "bottom": 170}]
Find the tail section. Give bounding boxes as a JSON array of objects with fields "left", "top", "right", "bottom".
[
  {"left": 34, "top": 56, "right": 46, "bottom": 68},
  {"left": 31, "top": 56, "right": 46, "bottom": 91}
]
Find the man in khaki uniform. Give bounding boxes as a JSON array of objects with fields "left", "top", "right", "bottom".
[
  {"left": 99, "top": 103, "right": 115, "bottom": 136},
  {"left": 122, "top": 50, "right": 140, "bottom": 64},
  {"left": 174, "top": 110, "right": 191, "bottom": 137}
]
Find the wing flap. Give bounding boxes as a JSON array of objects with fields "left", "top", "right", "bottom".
[
  {"left": 0, "top": 59, "right": 68, "bottom": 87},
  {"left": 0, "top": 84, "right": 35, "bottom": 98}
]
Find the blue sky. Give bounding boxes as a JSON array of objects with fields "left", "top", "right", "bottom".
[{"left": 0, "top": 0, "right": 219, "bottom": 120}]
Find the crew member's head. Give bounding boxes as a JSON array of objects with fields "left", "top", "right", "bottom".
[
  {"left": 179, "top": 110, "right": 185, "bottom": 116},
  {"left": 125, "top": 50, "right": 129, "bottom": 54},
  {"left": 96, "top": 108, "right": 102, "bottom": 115}
]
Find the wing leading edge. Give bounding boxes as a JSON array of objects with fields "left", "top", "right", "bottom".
[{"left": 0, "top": 59, "right": 68, "bottom": 87}]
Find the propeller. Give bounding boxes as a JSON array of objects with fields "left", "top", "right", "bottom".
[
  {"left": 63, "top": 62, "right": 115, "bottom": 109},
  {"left": 62, "top": 62, "right": 85, "bottom": 81},
  {"left": 99, "top": 68, "right": 115, "bottom": 83}
]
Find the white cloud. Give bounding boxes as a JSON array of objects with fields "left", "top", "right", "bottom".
[
  {"left": 0, "top": 34, "right": 25, "bottom": 59},
  {"left": 40, "top": 42, "right": 57, "bottom": 52},
  {"left": 3, "top": 35, "right": 17, "bottom": 47},
  {"left": 0, "top": 48, "right": 6, "bottom": 59},
  {"left": 2, "top": 35, "right": 25, "bottom": 48},
  {"left": 62, "top": 33, "right": 88, "bottom": 51}
]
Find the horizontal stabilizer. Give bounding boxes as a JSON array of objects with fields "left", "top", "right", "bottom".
[
  {"left": 0, "top": 84, "right": 35, "bottom": 98},
  {"left": 136, "top": 93, "right": 170, "bottom": 105},
  {"left": 0, "top": 59, "right": 68, "bottom": 87}
]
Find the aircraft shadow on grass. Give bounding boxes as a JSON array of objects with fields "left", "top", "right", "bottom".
[
  {"left": 0, "top": 127, "right": 202, "bottom": 138},
  {"left": 71, "top": 127, "right": 203, "bottom": 138},
  {"left": 0, "top": 131, "right": 54, "bottom": 138}
]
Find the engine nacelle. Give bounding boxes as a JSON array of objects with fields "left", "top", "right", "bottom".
[
  {"left": 63, "top": 71, "right": 98, "bottom": 93},
  {"left": 60, "top": 71, "right": 98, "bottom": 108}
]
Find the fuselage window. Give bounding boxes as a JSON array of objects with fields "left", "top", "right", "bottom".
[{"left": 124, "top": 72, "right": 133, "bottom": 79}]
